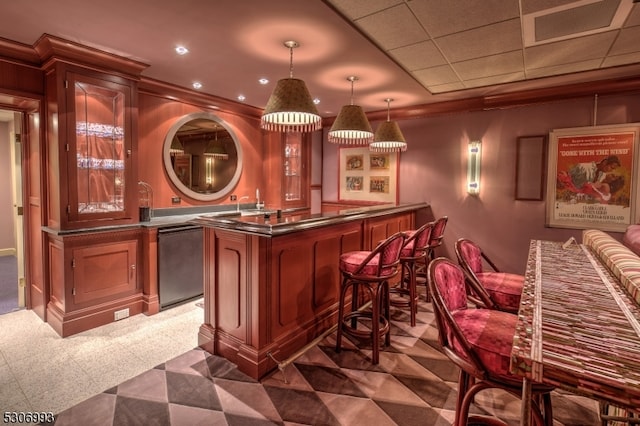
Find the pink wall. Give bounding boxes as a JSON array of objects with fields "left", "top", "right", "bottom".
[
  {"left": 0, "top": 122, "right": 15, "bottom": 251},
  {"left": 323, "top": 93, "right": 640, "bottom": 273}
]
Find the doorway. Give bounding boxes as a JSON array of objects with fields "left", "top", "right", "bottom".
[{"left": 0, "top": 109, "right": 24, "bottom": 315}]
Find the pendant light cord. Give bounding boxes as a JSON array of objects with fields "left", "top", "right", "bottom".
[
  {"left": 385, "top": 98, "right": 392, "bottom": 122},
  {"left": 289, "top": 45, "right": 294, "bottom": 78}
]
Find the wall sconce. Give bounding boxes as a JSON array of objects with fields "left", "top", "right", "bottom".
[{"left": 467, "top": 140, "right": 481, "bottom": 195}]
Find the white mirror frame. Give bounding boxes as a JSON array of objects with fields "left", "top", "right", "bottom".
[{"left": 163, "top": 112, "right": 243, "bottom": 201}]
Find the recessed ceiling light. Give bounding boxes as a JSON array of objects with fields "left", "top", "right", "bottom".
[
  {"left": 192, "top": 82, "right": 202, "bottom": 89},
  {"left": 175, "top": 46, "right": 189, "bottom": 55},
  {"left": 259, "top": 78, "right": 269, "bottom": 85},
  {"left": 313, "top": 98, "right": 321, "bottom": 105},
  {"left": 237, "top": 95, "right": 246, "bottom": 101}
]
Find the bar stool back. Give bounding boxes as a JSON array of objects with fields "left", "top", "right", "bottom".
[
  {"left": 335, "top": 232, "right": 406, "bottom": 364},
  {"left": 415, "top": 216, "right": 448, "bottom": 302},
  {"left": 389, "top": 222, "right": 433, "bottom": 326}
]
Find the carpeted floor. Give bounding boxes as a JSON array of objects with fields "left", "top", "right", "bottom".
[{"left": 0, "top": 255, "right": 19, "bottom": 315}]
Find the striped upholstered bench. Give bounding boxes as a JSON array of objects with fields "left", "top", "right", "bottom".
[
  {"left": 582, "top": 229, "right": 640, "bottom": 424},
  {"left": 582, "top": 229, "right": 640, "bottom": 306}
]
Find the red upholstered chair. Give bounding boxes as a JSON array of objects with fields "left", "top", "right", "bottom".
[
  {"left": 428, "top": 257, "right": 554, "bottom": 426},
  {"left": 415, "top": 216, "right": 448, "bottom": 302},
  {"left": 389, "top": 222, "right": 433, "bottom": 326},
  {"left": 455, "top": 238, "right": 523, "bottom": 314},
  {"left": 335, "top": 232, "right": 406, "bottom": 364},
  {"left": 427, "top": 216, "right": 448, "bottom": 262}
]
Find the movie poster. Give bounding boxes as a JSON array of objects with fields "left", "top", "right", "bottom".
[{"left": 547, "top": 125, "right": 638, "bottom": 232}]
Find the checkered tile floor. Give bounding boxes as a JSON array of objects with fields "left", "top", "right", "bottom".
[{"left": 51, "top": 295, "right": 601, "bottom": 425}]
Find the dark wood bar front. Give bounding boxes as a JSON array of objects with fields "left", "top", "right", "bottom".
[{"left": 192, "top": 203, "right": 428, "bottom": 379}]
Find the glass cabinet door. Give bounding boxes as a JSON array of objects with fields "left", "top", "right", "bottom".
[
  {"left": 67, "top": 72, "right": 133, "bottom": 224},
  {"left": 284, "top": 132, "right": 302, "bottom": 202}
]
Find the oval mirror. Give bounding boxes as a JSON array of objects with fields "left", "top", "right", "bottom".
[{"left": 163, "top": 112, "right": 243, "bottom": 201}]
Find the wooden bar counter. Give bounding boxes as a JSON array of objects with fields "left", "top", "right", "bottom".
[{"left": 190, "top": 203, "right": 429, "bottom": 379}]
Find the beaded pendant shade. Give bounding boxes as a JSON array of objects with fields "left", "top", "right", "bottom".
[
  {"left": 204, "top": 135, "right": 229, "bottom": 159},
  {"left": 328, "top": 76, "right": 373, "bottom": 145},
  {"left": 261, "top": 41, "right": 322, "bottom": 133},
  {"left": 169, "top": 136, "right": 184, "bottom": 155},
  {"left": 370, "top": 98, "right": 407, "bottom": 153}
]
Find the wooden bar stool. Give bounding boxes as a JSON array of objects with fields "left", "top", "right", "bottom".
[
  {"left": 455, "top": 238, "right": 523, "bottom": 314},
  {"left": 335, "top": 232, "right": 406, "bottom": 364},
  {"left": 389, "top": 222, "right": 433, "bottom": 326},
  {"left": 414, "top": 216, "right": 448, "bottom": 302}
]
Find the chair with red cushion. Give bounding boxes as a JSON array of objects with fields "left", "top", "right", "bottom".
[
  {"left": 389, "top": 222, "right": 433, "bottom": 326},
  {"left": 455, "top": 238, "right": 523, "bottom": 314},
  {"left": 335, "top": 232, "right": 406, "bottom": 364},
  {"left": 428, "top": 257, "right": 554, "bottom": 426},
  {"left": 414, "top": 216, "right": 448, "bottom": 302}
]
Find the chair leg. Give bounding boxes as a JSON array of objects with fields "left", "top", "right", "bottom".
[
  {"left": 371, "top": 283, "right": 380, "bottom": 364},
  {"left": 382, "top": 280, "right": 391, "bottom": 347},
  {"left": 408, "top": 262, "right": 417, "bottom": 327},
  {"left": 335, "top": 277, "right": 348, "bottom": 353}
]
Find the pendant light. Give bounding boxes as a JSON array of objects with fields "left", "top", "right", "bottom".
[
  {"left": 328, "top": 76, "right": 373, "bottom": 145},
  {"left": 261, "top": 40, "right": 322, "bottom": 133},
  {"left": 204, "top": 132, "right": 229, "bottom": 159},
  {"left": 169, "top": 135, "right": 184, "bottom": 155},
  {"left": 370, "top": 98, "right": 407, "bottom": 152}
]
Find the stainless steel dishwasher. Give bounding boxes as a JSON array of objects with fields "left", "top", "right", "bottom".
[{"left": 158, "top": 225, "right": 204, "bottom": 309}]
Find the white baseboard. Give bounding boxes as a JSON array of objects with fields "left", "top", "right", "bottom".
[{"left": 0, "top": 248, "right": 17, "bottom": 257}]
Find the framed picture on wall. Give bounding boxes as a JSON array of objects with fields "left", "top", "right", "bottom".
[
  {"left": 546, "top": 123, "right": 640, "bottom": 232},
  {"left": 339, "top": 147, "right": 398, "bottom": 204}
]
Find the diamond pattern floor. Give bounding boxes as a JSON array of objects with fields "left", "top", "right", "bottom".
[{"left": 51, "top": 296, "right": 601, "bottom": 425}]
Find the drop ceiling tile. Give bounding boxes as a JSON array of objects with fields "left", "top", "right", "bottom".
[
  {"left": 625, "top": 5, "right": 640, "bottom": 26},
  {"left": 609, "top": 25, "right": 640, "bottom": 56},
  {"left": 408, "top": 0, "right": 520, "bottom": 38},
  {"left": 463, "top": 71, "right": 525, "bottom": 89},
  {"left": 524, "top": 31, "right": 617, "bottom": 69},
  {"left": 356, "top": 4, "right": 429, "bottom": 50},
  {"left": 602, "top": 51, "right": 640, "bottom": 67},
  {"left": 389, "top": 40, "right": 447, "bottom": 70},
  {"left": 452, "top": 51, "right": 523, "bottom": 80},
  {"left": 435, "top": 19, "right": 522, "bottom": 63},
  {"left": 326, "top": 0, "right": 404, "bottom": 20},
  {"left": 413, "top": 64, "right": 459, "bottom": 86},
  {"left": 427, "top": 81, "right": 466, "bottom": 93},
  {"left": 525, "top": 59, "right": 603, "bottom": 79}
]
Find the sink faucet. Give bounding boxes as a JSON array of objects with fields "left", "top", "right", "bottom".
[
  {"left": 237, "top": 195, "right": 249, "bottom": 212},
  {"left": 256, "top": 188, "right": 265, "bottom": 210}
]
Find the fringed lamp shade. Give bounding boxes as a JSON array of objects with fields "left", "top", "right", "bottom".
[
  {"left": 370, "top": 121, "right": 407, "bottom": 153},
  {"left": 261, "top": 78, "right": 322, "bottom": 133},
  {"left": 169, "top": 136, "right": 184, "bottom": 155},
  {"left": 328, "top": 104, "right": 374, "bottom": 145},
  {"left": 204, "top": 142, "right": 229, "bottom": 159},
  {"left": 369, "top": 98, "right": 407, "bottom": 152}
]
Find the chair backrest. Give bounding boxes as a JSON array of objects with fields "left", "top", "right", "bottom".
[
  {"left": 353, "top": 231, "right": 406, "bottom": 278},
  {"left": 454, "top": 238, "right": 498, "bottom": 309},
  {"left": 402, "top": 221, "right": 434, "bottom": 258},
  {"left": 428, "top": 216, "right": 448, "bottom": 249},
  {"left": 428, "top": 257, "right": 484, "bottom": 372}
]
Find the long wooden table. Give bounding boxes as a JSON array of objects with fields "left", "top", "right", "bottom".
[{"left": 510, "top": 239, "right": 640, "bottom": 425}]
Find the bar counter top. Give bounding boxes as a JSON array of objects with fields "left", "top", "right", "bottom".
[{"left": 190, "top": 202, "right": 429, "bottom": 236}]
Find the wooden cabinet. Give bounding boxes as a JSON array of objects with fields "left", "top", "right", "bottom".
[
  {"left": 263, "top": 132, "right": 310, "bottom": 210},
  {"left": 45, "top": 62, "right": 138, "bottom": 230},
  {"left": 46, "top": 229, "right": 144, "bottom": 337}
]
